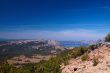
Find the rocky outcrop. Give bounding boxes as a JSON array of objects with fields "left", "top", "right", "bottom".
[{"left": 61, "top": 45, "right": 110, "bottom": 73}]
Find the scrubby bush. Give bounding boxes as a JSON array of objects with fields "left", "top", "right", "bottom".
[
  {"left": 88, "top": 44, "right": 96, "bottom": 50},
  {"left": 81, "top": 53, "right": 89, "bottom": 61},
  {"left": 93, "top": 57, "right": 98, "bottom": 66}
]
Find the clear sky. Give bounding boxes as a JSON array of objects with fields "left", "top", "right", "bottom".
[{"left": 0, "top": 0, "right": 110, "bottom": 40}]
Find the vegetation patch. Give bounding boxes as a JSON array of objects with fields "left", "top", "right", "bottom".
[
  {"left": 93, "top": 57, "right": 99, "bottom": 66},
  {"left": 81, "top": 53, "right": 89, "bottom": 61},
  {"left": 105, "top": 33, "right": 110, "bottom": 42}
]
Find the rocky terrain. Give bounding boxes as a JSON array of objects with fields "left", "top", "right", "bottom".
[{"left": 61, "top": 44, "right": 110, "bottom": 73}]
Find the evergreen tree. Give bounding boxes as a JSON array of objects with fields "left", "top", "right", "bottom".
[{"left": 105, "top": 33, "right": 110, "bottom": 42}]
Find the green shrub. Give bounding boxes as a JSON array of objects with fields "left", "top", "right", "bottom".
[
  {"left": 88, "top": 44, "right": 96, "bottom": 50},
  {"left": 93, "top": 57, "right": 98, "bottom": 66},
  {"left": 81, "top": 53, "right": 89, "bottom": 61}
]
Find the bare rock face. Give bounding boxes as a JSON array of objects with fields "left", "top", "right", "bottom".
[{"left": 61, "top": 44, "right": 110, "bottom": 73}]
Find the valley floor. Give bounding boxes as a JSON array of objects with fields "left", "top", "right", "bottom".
[{"left": 7, "top": 55, "right": 52, "bottom": 67}]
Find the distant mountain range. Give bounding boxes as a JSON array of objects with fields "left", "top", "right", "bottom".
[
  {"left": 0, "top": 39, "right": 99, "bottom": 67},
  {"left": 0, "top": 39, "right": 97, "bottom": 47},
  {"left": 0, "top": 40, "right": 65, "bottom": 60}
]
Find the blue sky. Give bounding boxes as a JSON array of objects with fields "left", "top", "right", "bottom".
[{"left": 0, "top": 0, "right": 110, "bottom": 40}]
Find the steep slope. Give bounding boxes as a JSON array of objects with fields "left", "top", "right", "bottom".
[{"left": 61, "top": 44, "right": 110, "bottom": 73}]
